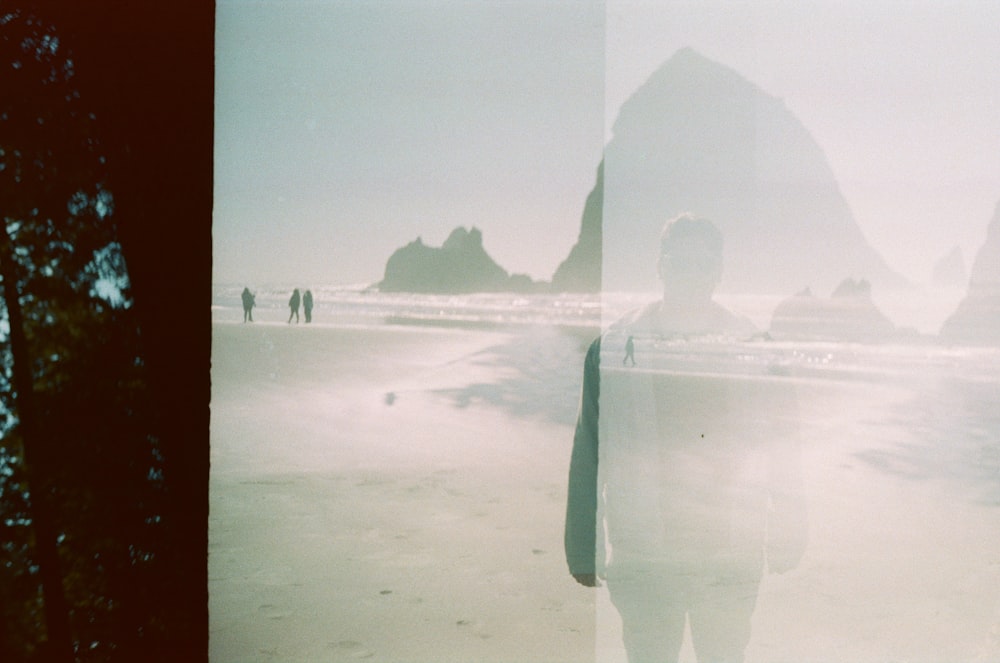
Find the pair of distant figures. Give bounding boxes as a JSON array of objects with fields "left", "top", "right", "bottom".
[
  {"left": 287, "top": 288, "right": 313, "bottom": 323},
  {"left": 239, "top": 287, "right": 314, "bottom": 323}
]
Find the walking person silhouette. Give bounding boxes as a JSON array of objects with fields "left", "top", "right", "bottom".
[{"left": 288, "top": 288, "right": 301, "bottom": 324}]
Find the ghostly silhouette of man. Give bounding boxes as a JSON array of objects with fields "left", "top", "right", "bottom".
[{"left": 565, "top": 214, "right": 807, "bottom": 663}]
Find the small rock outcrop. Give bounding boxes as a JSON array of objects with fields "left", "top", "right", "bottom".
[
  {"left": 379, "top": 227, "right": 539, "bottom": 293},
  {"left": 769, "top": 278, "right": 897, "bottom": 342}
]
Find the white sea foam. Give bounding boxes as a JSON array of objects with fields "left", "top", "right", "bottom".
[
  {"left": 214, "top": 284, "right": 968, "bottom": 333},
  {"left": 213, "top": 283, "right": 606, "bottom": 327}
]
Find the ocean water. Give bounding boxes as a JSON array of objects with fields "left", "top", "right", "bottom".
[
  {"left": 211, "top": 284, "right": 1000, "bottom": 389},
  {"left": 213, "top": 283, "right": 967, "bottom": 331}
]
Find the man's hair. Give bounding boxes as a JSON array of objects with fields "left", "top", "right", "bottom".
[{"left": 660, "top": 213, "right": 723, "bottom": 256}]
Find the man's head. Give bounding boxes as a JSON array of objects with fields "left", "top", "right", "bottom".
[{"left": 658, "top": 214, "right": 724, "bottom": 303}]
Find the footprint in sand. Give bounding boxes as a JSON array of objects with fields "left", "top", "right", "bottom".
[
  {"left": 329, "top": 640, "right": 375, "bottom": 659},
  {"left": 258, "top": 603, "right": 293, "bottom": 620},
  {"left": 250, "top": 566, "right": 293, "bottom": 586},
  {"left": 456, "top": 619, "right": 492, "bottom": 640},
  {"left": 541, "top": 599, "right": 563, "bottom": 612}
]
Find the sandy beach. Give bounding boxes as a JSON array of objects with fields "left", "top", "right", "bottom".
[
  {"left": 210, "top": 319, "right": 598, "bottom": 662},
  {"left": 210, "top": 311, "right": 1000, "bottom": 662}
]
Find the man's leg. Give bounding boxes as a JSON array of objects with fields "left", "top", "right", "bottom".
[
  {"left": 686, "top": 568, "right": 761, "bottom": 663},
  {"left": 608, "top": 565, "right": 687, "bottom": 663}
]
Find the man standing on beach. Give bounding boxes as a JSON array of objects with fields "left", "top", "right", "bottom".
[
  {"left": 242, "top": 287, "right": 255, "bottom": 323},
  {"left": 565, "top": 214, "right": 807, "bottom": 662},
  {"left": 303, "top": 289, "right": 314, "bottom": 323}
]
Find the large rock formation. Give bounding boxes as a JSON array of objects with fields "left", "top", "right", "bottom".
[
  {"left": 553, "top": 48, "right": 905, "bottom": 295},
  {"left": 940, "top": 201, "right": 1000, "bottom": 344},
  {"left": 379, "top": 226, "right": 537, "bottom": 293},
  {"left": 769, "top": 278, "right": 897, "bottom": 342}
]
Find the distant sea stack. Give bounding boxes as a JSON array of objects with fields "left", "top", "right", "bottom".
[
  {"left": 379, "top": 226, "right": 538, "bottom": 294},
  {"left": 553, "top": 47, "right": 905, "bottom": 294},
  {"left": 940, "top": 201, "right": 1000, "bottom": 344},
  {"left": 769, "top": 278, "right": 897, "bottom": 342}
]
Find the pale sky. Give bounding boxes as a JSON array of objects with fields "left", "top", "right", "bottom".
[{"left": 214, "top": 0, "right": 1000, "bottom": 287}]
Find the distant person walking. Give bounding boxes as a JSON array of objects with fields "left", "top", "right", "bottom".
[
  {"left": 303, "top": 289, "right": 314, "bottom": 323},
  {"left": 623, "top": 335, "right": 635, "bottom": 366},
  {"left": 241, "top": 287, "right": 256, "bottom": 323},
  {"left": 288, "top": 288, "right": 301, "bottom": 323}
]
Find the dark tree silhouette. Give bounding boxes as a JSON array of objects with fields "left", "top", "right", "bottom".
[{"left": 0, "top": 5, "right": 212, "bottom": 661}]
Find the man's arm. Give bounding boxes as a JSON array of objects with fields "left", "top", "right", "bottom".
[{"left": 565, "top": 338, "right": 601, "bottom": 586}]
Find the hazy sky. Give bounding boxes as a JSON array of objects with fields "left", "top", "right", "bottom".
[{"left": 214, "top": 0, "right": 1000, "bottom": 288}]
